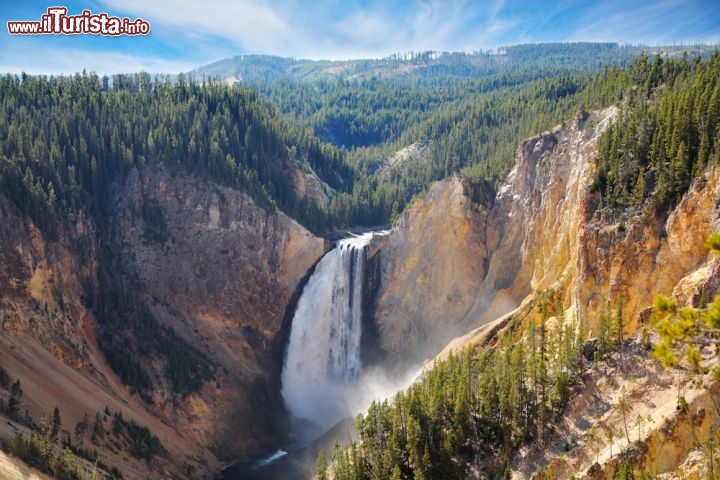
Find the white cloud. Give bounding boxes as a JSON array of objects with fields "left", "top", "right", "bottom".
[
  {"left": 2, "top": 0, "right": 716, "bottom": 75},
  {"left": 568, "top": 0, "right": 719, "bottom": 45}
]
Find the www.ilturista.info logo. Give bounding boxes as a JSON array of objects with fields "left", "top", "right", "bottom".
[{"left": 7, "top": 7, "right": 150, "bottom": 36}]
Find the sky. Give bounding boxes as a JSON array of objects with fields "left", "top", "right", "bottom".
[{"left": 1, "top": 0, "right": 719, "bottom": 76}]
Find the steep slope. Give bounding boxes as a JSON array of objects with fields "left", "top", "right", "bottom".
[
  {"left": 369, "top": 102, "right": 720, "bottom": 365},
  {"left": 578, "top": 166, "right": 720, "bottom": 331},
  {"left": 367, "top": 107, "right": 616, "bottom": 367},
  {"left": 0, "top": 72, "right": 340, "bottom": 478},
  {"left": 109, "top": 166, "right": 326, "bottom": 454},
  {"left": 364, "top": 174, "right": 492, "bottom": 366},
  {"left": 191, "top": 44, "right": 716, "bottom": 83},
  {"left": 0, "top": 165, "right": 326, "bottom": 478},
  {"left": 0, "top": 450, "right": 50, "bottom": 480},
  {"left": 0, "top": 192, "right": 211, "bottom": 478},
  {"left": 519, "top": 337, "right": 720, "bottom": 480}
]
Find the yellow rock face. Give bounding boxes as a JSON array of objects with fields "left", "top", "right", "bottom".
[
  {"left": 369, "top": 106, "right": 720, "bottom": 479},
  {"left": 371, "top": 108, "right": 617, "bottom": 366},
  {"left": 372, "top": 104, "right": 720, "bottom": 370},
  {"left": 578, "top": 161, "right": 720, "bottom": 335},
  {"left": 368, "top": 175, "right": 491, "bottom": 368}
]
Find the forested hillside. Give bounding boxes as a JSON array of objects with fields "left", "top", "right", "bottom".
[
  {"left": 591, "top": 53, "right": 720, "bottom": 211},
  {"left": 192, "top": 43, "right": 708, "bottom": 83},
  {"left": 0, "top": 72, "right": 349, "bottom": 235},
  {"left": 0, "top": 71, "right": 352, "bottom": 425},
  {"left": 1, "top": 48, "right": 716, "bottom": 405},
  {"left": 193, "top": 43, "right": 718, "bottom": 227},
  {"left": 3, "top": 44, "right": 715, "bottom": 240},
  {"left": 1, "top": 43, "right": 719, "bottom": 479},
  {"left": 327, "top": 291, "right": 586, "bottom": 480},
  {"left": 0, "top": 68, "right": 344, "bottom": 477}
]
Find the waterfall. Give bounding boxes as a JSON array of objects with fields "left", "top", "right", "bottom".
[{"left": 281, "top": 232, "right": 375, "bottom": 433}]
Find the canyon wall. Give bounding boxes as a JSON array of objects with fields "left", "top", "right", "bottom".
[
  {"left": 0, "top": 165, "right": 326, "bottom": 478},
  {"left": 369, "top": 106, "right": 720, "bottom": 369}
]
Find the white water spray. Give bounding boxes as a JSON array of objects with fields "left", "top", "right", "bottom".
[{"left": 281, "top": 232, "right": 376, "bottom": 432}]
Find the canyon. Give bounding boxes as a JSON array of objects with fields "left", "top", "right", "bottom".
[{"left": 1, "top": 103, "right": 719, "bottom": 479}]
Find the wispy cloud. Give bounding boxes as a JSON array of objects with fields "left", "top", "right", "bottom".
[
  {"left": 569, "top": 0, "right": 720, "bottom": 44},
  {"left": 97, "top": 0, "right": 552, "bottom": 58},
  {"left": 100, "top": 0, "right": 295, "bottom": 54},
  {"left": 0, "top": 0, "right": 718, "bottom": 75}
]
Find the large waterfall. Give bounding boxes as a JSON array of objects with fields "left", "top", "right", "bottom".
[{"left": 281, "top": 232, "right": 376, "bottom": 433}]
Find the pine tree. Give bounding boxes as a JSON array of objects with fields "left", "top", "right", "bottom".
[
  {"left": 617, "top": 386, "right": 631, "bottom": 444},
  {"left": 615, "top": 460, "right": 633, "bottom": 480},
  {"left": 51, "top": 407, "right": 62, "bottom": 443},
  {"left": 615, "top": 295, "right": 625, "bottom": 347},
  {"left": 631, "top": 167, "right": 646, "bottom": 204},
  {"left": 597, "top": 299, "right": 613, "bottom": 356},
  {"left": 653, "top": 233, "right": 720, "bottom": 373},
  {"left": 7, "top": 379, "right": 23, "bottom": 418},
  {"left": 316, "top": 449, "right": 328, "bottom": 480}
]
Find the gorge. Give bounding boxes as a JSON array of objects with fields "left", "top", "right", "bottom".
[{"left": 0, "top": 47, "right": 719, "bottom": 479}]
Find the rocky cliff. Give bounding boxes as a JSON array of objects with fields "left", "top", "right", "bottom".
[
  {"left": 369, "top": 103, "right": 720, "bottom": 376},
  {"left": 365, "top": 174, "right": 492, "bottom": 367},
  {"left": 0, "top": 165, "right": 326, "bottom": 478},
  {"left": 367, "top": 105, "right": 720, "bottom": 477},
  {"left": 368, "top": 108, "right": 617, "bottom": 367},
  {"left": 110, "top": 166, "right": 326, "bottom": 455},
  {"left": 2, "top": 97, "right": 719, "bottom": 478}
]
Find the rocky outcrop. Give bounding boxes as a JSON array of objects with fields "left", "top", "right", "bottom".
[
  {"left": 511, "top": 335, "right": 719, "bottom": 480},
  {"left": 112, "top": 166, "right": 325, "bottom": 373},
  {"left": 578, "top": 166, "right": 720, "bottom": 331},
  {"left": 365, "top": 176, "right": 492, "bottom": 367},
  {"left": 368, "top": 105, "right": 720, "bottom": 478},
  {"left": 0, "top": 193, "right": 217, "bottom": 478},
  {"left": 369, "top": 108, "right": 617, "bottom": 367},
  {"left": 0, "top": 195, "right": 96, "bottom": 369},
  {"left": 376, "top": 140, "right": 430, "bottom": 177}
]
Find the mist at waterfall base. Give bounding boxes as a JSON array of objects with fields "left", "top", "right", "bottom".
[
  {"left": 282, "top": 232, "right": 415, "bottom": 440},
  {"left": 221, "top": 232, "right": 421, "bottom": 479}
]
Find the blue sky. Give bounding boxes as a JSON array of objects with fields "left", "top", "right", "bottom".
[{"left": 1, "top": 0, "right": 719, "bottom": 75}]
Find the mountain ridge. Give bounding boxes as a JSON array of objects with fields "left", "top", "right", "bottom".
[{"left": 190, "top": 43, "right": 717, "bottom": 83}]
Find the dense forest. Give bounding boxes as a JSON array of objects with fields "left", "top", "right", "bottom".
[
  {"left": 270, "top": 73, "right": 584, "bottom": 226},
  {"left": 2, "top": 44, "right": 718, "bottom": 237},
  {"left": 191, "top": 43, "right": 686, "bottom": 83},
  {"left": 590, "top": 53, "right": 720, "bottom": 212},
  {"left": 0, "top": 72, "right": 351, "bottom": 400},
  {"left": 0, "top": 72, "right": 350, "bottom": 235},
  {"left": 227, "top": 44, "right": 718, "bottom": 226}
]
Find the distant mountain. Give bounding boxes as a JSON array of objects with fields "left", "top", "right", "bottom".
[{"left": 190, "top": 42, "right": 717, "bottom": 83}]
